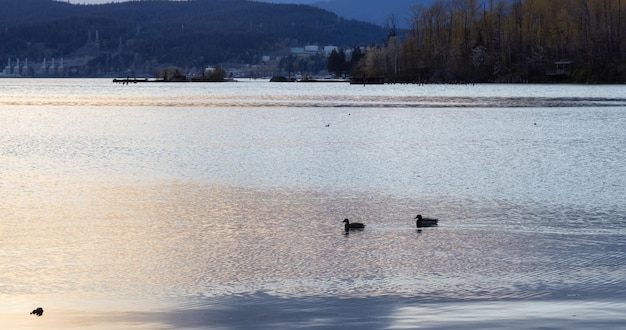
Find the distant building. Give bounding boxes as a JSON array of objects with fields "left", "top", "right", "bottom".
[
  {"left": 324, "top": 46, "right": 338, "bottom": 55},
  {"left": 552, "top": 60, "right": 572, "bottom": 76}
]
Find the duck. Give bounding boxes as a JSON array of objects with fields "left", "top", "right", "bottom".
[
  {"left": 415, "top": 214, "right": 438, "bottom": 227},
  {"left": 343, "top": 218, "right": 365, "bottom": 231},
  {"left": 30, "top": 307, "right": 43, "bottom": 317}
]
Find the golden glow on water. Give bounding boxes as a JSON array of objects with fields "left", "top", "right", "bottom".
[
  {"left": 2, "top": 173, "right": 537, "bottom": 298},
  {"left": 5, "top": 173, "right": 621, "bottom": 301}
]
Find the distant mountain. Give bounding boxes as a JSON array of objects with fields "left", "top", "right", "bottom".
[
  {"left": 313, "top": 0, "right": 437, "bottom": 28},
  {"left": 256, "top": 0, "right": 437, "bottom": 28},
  {"left": 252, "top": 0, "right": 318, "bottom": 3},
  {"left": 0, "top": 0, "right": 386, "bottom": 76}
]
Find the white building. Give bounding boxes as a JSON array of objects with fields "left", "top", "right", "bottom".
[{"left": 324, "top": 45, "right": 338, "bottom": 55}]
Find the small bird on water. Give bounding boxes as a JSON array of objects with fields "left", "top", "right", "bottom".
[
  {"left": 30, "top": 307, "right": 43, "bottom": 317},
  {"left": 343, "top": 218, "right": 365, "bottom": 231},
  {"left": 415, "top": 214, "right": 439, "bottom": 227}
]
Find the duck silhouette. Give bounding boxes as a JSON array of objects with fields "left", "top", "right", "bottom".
[
  {"left": 415, "top": 214, "right": 438, "bottom": 227},
  {"left": 30, "top": 307, "right": 43, "bottom": 317},
  {"left": 343, "top": 218, "right": 365, "bottom": 231}
]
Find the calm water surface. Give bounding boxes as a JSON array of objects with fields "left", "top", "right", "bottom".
[{"left": 1, "top": 79, "right": 626, "bottom": 329}]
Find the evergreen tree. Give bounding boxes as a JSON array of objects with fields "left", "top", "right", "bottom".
[
  {"left": 350, "top": 47, "right": 364, "bottom": 67},
  {"left": 327, "top": 48, "right": 346, "bottom": 76}
]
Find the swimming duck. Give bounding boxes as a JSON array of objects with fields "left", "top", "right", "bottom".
[
  {"left": 343, "top": 218, "right": 365, "bottom": 231},
  {"left": 30, "top": 307, "right": 43, "bottom": 317},
  {"left": 415, "top": 214, "right": 438, "bottom": 227}
]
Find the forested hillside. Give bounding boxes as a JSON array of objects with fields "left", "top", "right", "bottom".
[
  {"left": 0, "top": 0, "right": 385, "bottom": 75},
  {"left": 357, "top": 0, "right": 626, "bottom": 83},
  {"left": 314, "top": 0, "right": 436, "bottom": 27}
]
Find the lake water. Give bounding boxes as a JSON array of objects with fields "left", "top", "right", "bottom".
[{"left": 1, "top": 79, "right": 626, "bottom": 329}]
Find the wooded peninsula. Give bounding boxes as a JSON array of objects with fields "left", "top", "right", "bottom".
[
  {"left": 355, "top": 0, "right": 626, "bottom": 83},
  {"left": 1, "top": 0, "right": 625, "bottom": 83}
]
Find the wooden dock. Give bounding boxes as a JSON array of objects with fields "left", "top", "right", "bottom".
[{"left": 112, "top": 78, "right": 153, "bottom": 84}]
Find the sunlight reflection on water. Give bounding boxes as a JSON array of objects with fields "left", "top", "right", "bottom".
[
  {"left": 3, "top": 178, "right": 624, "bottom": 301},
  {"left": 2, "top": 79, "right": 626, "bottom": 329}
]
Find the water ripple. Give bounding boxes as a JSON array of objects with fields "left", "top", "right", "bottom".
[
  {"left": 2, "top": 79, "right": 625, "bottom": 329},
  {"left": 3, "top": 92, "right": 626, "bottom": 108}
]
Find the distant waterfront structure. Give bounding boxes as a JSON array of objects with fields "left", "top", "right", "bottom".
[
  {"left": 290, "top": 47, "right": 305, "bottom": 54},
  {"left": 1, "top": 38, "right": 350, "bottom": 78},
  {"left": 1, "top": 57, "right": 66, "bottom": 77},
  {"left": 3, "top": 58, "right": 14, "bottom": 77},
  {"left": 547, "top": 60, "right": 572, "bottom": 76},
  {"left": 290, "top": 44, "right": 339, "bottom": 56},
  {"left": 1, "top": 27, "right": 99, "bottom": 77},
  {"left": 87, "top": 30, "right": 101, "bottom": 49},
  {"left": 13, "top": 58, "right": 20, "bottom": 74},
  {"left": 324, "top": 45, "right": 338, "bottom": 55}
]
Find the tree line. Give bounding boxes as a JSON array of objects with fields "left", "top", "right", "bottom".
[{"left": 354, "top": 0, "right": 626, "bottom": 83}]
